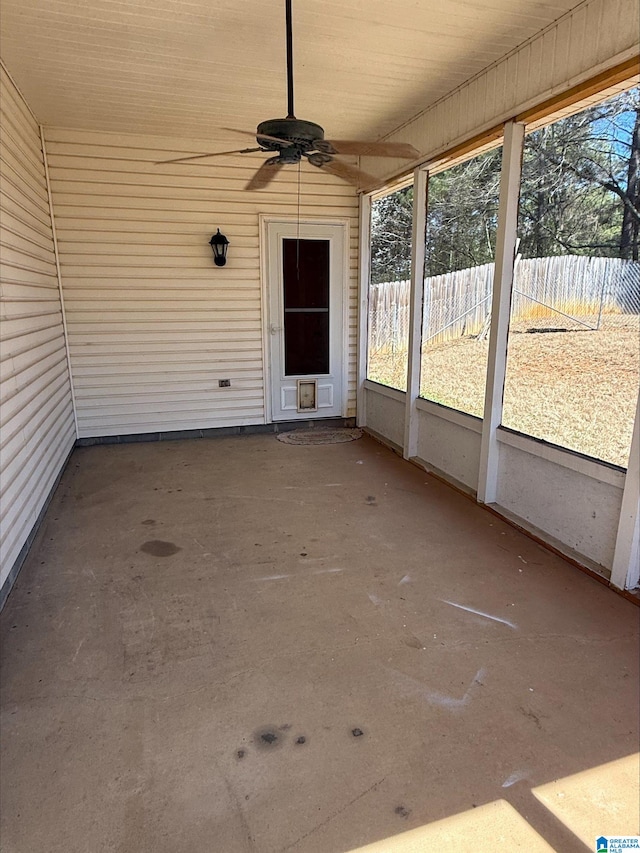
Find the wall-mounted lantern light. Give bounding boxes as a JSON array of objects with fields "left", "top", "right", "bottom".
[{"left": 209, "top": 229, "right": 230, "bottom": 266}]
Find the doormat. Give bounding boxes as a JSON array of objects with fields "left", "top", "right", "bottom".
[{"left": 276, "top": 428, "right": 363, "bottom": 445}]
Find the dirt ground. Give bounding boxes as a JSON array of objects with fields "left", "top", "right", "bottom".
[{"left": 368, "top": 317, "right": 639, "bottom": 468}]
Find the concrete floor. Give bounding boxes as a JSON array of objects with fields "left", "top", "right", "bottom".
[{"left": 1, "top": 433, "right": 638, "bottom": 853}]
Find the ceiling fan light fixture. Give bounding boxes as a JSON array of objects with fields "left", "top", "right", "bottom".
[
  {"left": 256, "top": 117, "right": 325, "bottom": 153},
  {"left": 307, "top": 152, "right": 332, "bottom": 167}
]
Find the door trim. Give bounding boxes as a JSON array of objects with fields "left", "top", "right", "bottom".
[{"left": 259, "top": 215, "right": 351, "bottom": 424}]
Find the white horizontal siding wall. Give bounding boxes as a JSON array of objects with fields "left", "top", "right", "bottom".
[
  {"left": 44, "top": 129, "right": 359, "bottom": 437},
  {"left": 0, "top": 67, "right": 76, "bottom": 593},
  {"left": 362, "top": 0, "right": 639, "bottom": 181}
]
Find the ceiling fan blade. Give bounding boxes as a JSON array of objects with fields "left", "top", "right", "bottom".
[
  {"left": 245, "top": 160, "right": 284, "bottom": 191},
  {"left": 323, "top": 139, "right": 420, "bottom": 158},
  {"left": 223, "top": 127, "right": 293, "bottom": 147},
  {"left": 156, "top": 147, "right": 263, "bottom": 165},
  {"left": 313, "top": 158, "right": 377, "bottom": 190}
]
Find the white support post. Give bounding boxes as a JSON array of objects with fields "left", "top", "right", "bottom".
[
  {"left": 356, "top": 193, "right": 372, "bottom": 427},
  {"left": 477, "top": 121, "right": 525, "bottom": 504},
  {"left": 403, "top": 167, "right": 428, "bottom": 459},
  {"left": 611, "top": 389, "right": 640, "bottom": 590}
]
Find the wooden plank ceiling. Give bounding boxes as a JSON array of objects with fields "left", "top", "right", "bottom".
[{"left": 1, "top": 0, "right": 582, "bottom": 145}]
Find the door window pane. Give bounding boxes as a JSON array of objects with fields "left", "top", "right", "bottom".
[{"left": 283, "top": 238, "right": 330, "bottom": 375}]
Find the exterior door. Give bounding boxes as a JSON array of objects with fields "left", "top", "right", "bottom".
[{"left": 265, "top": 220, "right": 346, "bottom": 421}]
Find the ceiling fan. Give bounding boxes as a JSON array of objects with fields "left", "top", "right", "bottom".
[{"left": 156, "top": 0, "right": 419, "bottom": 190}]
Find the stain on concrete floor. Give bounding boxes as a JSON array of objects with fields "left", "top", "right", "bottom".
[{"left": 139, "top": 540, "right": 181, "bottom": 557}]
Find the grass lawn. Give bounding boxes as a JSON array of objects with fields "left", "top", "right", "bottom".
[{"left": 368, "top": 316, "right": 639, "bottom": 467}]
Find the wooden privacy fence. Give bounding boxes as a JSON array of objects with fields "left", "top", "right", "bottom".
[{"left": 368, "top": 255, "right": 640, "bottom": 352}]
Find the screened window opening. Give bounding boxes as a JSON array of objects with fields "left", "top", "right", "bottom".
[
  {"left": 503, "top": 87, "right": 640, "bottom": 467},
  {"left": 419, "top": 147, "right": 503, "bottom": 416},
  {"left": 367, "top": 185, "right": 413, "bottom": 391}
]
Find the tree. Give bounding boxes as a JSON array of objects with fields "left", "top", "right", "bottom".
[
  {"left": 425, "top": 149, "right": 502, "bottom": 276},
  {"left": 619, "top": 104, "right": 639, "bottom": 260},
  {"left": 370, "top": 186, "right": 413, "bottom": 283},
  {"left": 368, "top": 86, "right": 640, "bottom": 282},
  {"left": 518, "top": 87, "right": 639, "bottom": 260}
]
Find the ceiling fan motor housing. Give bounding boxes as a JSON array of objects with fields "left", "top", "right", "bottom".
[{"left": 257, "top": 118, "right": 325, "bottom": 156}]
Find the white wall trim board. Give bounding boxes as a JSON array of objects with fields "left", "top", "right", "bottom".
[
  {"left": 40, "top": 126, "right": 78, "bottom": 438},
  {"left": 363, "top": 379, "right": 407, "bottom": 404},
  {"left": 340, "top": 218, "right": 351, "bottom": 419},
  {"left": 357, "top": 194, "right": 371, "bottom": 427},
  {"left": 497, "top": 428, "right": 626, "bottom": 489},
  {"left": 478, "top": 121, "right": 525, "bottom": 504},
  {"left": 611, "top": 390, "right": 640, "bottom": 590},
  {"left": 415, "top": 398, "right": 483, "bottom": 435},
  {"left": 258, "top": 213, "right": 272, "bottom": 425},
  {"left": 403, "top": 167, "right": 428, "bottom": 460}
]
